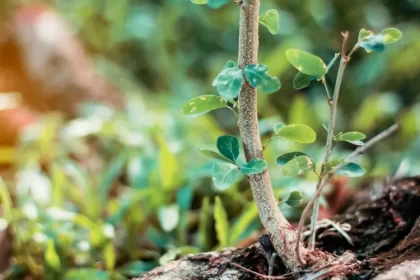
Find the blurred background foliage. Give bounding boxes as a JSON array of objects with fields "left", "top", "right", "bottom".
[{"left": 0, "top": 0, "right": 419, "bottom": 279}]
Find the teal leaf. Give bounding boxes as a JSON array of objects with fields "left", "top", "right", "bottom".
[
  {"left": 176, "top": 186, "right": 193, "bottom": 211},
  {"left": 158, "top": 205, "right": 180, "bottom": 232},
  {"left": 223, "top": 60, "right": 236, "bottom": 69},
  {"left": 182, "top": 95, "right": 228, "bottom": 117},
  {"left": 243, "top": 64, "right": 281, "bottom": 93},
  {"left": 212, "top": 161, "right": 239, "bottom": 190},
  {"left": 259, "top": 9, "right": 280, "bottom": 34},
  {"left": 359, "top": 35, "right": 385, "bottom": 53},
  {"left": 191, "top": 0, "right": 207, "bottom": 4},
  {"left": 273, "top": 122, "right": 286, "bottom": 134},
  {"left": 217, "top": 135, "right": 240, "bottom": 162},
  {"left": 293, "top": 72, "right": 315, "bottom": 90},
  {"left": 286, "top": 49, "right": 327, "bottom": 78},
  {"left": 276, "top": 124, "right": 316, "bottom": 143},
  {"left": 240, "top": 158, "right": 267, "bottom": 175},
  {"left": 277, "top": 152, "right": 307, "bottom": 166},
  {"left": 381, "top": 28, "right": 403, "bottom": 44},
  {"left": 212, "top": 66, "right": 244, "bottom": 99},
  {"left": 208, "top": 0, "right": 230, "bottom": 8},
  {"left": 198, "top": 149, "right": 234, "bottom": 163},
  {"left": 335, "top": 162, "right": 365, "bottom": 177},
  {"left": 282, "top": 155, "right": 316, "bottom": 176},
  {"left": 336, "top": 131, "right": 366, "bottom": 146},
  {"left": 284, "top": 191, "right": 304, "bottom": 207}
]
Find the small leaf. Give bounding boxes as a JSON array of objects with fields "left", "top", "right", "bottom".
[
  {"left": 286, "top": 49, "right": 327, "bottom": 78},
  {"left": 212, "top": 161, "right": 239, "bottom": 190},
  {"left": 214, "top": 196, "right": 229, "bottom": 248},
  {"left": 336, "top": 131, "right": 366, "bottom": 146},
  {"left": 223, "top": 60, "right": 236, "bottom": 69},
  {"left": 359, "top": 28, "right": 374, "bottom": 41},
  {"left": 182, "top": 95, "right": 228, "bottom": 117},
  {"left": 217, "top": 135, "right": 240, "bottom": 162},
  {"left": 325, "top": 158, "right": 344, "bottom": 173},
  {"left": 104, "top": 242, "right": 116, "bottom": 270},
  {"left": 335, "top": 162, "right": 365, "bottom": 177},
  {"left": 273, "top": 122, "right": 285, "bottom": 134},
  {"left": 381, "top": 28, "right": 403, "bottom": 44},
  {"left": 207, "top": 0, "right": 229, "bottom": 8},
  {"left": 282, "top": 155, "right": 315, "bottom": 176},
  {"left": 277, "top": 152, "right": 307, "bottom": 166},
  {"left": 191, "top": 0, "right": 207, "bottom": 4},
  {"left": 198, "top": 149, "right": 234, "bottom": 163},
  {"left": 285, "top": 191, "right": 303, "bottom": 207},
  {"left": 158, "top": 205, "right": 180, "bottom": 232},
  {"left": 358, "top": 35, "right": 385, "bottom": 53},
  {"left": 198, "top": 196, "right": 211, "bottom": 251},
  {"left": 293, "top": 72, "right": 315, "bottom": 90},
  {"left": 212, "top": 66, "right": 244, "bottom": 99},
  {"left": 276, "top": 124, "right": 316, "bottom": 143},
  {"left": 259, "top": 9, "right": 279, "bottom": 34},
  {"left": 45, "top": 239, "right": 61, "bottom": 270},
  {"left": 240, "top": 158, "right": 267, "bottom": 175},
  {"left": 243, "top": 64, "right": 281, "bottom": 93}
]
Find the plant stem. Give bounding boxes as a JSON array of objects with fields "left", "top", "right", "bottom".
[
  {"left": 237, "top": 0, "right": 304, "bottom": 270},
  {"left": 305, "top": 32, "right": 350, "bottom": 252},
  {"left": 297, "top": 123, "right": 399, "bottom": 263}
]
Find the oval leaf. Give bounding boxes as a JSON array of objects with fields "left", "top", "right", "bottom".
[
  {"left": 182, "top": 95, "right": 227, "bottom": 117},
  {"left": 217, "top": 135, "right": 240, "bottom": 162},
  {"left": 276, "top": 124, "right": 316, "bottom": 143},
  {"left": 212, "top": 67, "right": 244, "bottom": 99},
  {"left": 243, "top": 64, "right": 281, "bottom": 93},
  {"left": 293, "top": 72, "right": 315, "bottom": 90},
  {"left": 259, "top": 9, "right": 279, "bottom": 34},
  {"left": 282, "top": 155, "right": 315, "bottom": 176},
  {"left": 277, "top": 152, "right": 307, "bottom": 166},
  {"left": 381, "top": 28, "right": 402, "bottom": 44},
  {"left": 208, "top": 0, "right": 229, "bottom": 8},
  {"left": 286, "top": 49, "right": 327, "bottom": 78},
  {"left": 212, "top": 161, "right": 239, "bottom": 190},
  {"left": 338, "top": 131, "right": 366, "bottom": 142},
  {"left": 335, "top": 162, "right": 365, "bottom": 177},
  {"left": 285, "top": 191, "right": 304, "bottom": 207},
  {"left": 198, "top": 149, "right": 234, "bottom": 163},
  {"left": 240, "top": 158, "right": 267, "bottom": 175}
]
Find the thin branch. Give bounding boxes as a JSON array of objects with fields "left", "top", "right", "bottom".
[
  {"left": 305, "top": 31, "right": 350, "bottom": 253},
  {"left": 321, "top": 78, "right": 331, "bottom": 100},
  {"left": 296, "top": 124, "right": 399, "bottom": 264}
]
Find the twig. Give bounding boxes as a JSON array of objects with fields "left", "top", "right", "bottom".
[
  {"left": 306, "top": 31, "right": 350, "bottom": 253},
  {"left": 229, "top": 261, "right": 295, "bottom": 279},
  {"left": 296, "top": 123, "right": 399, "bottom": 265}
]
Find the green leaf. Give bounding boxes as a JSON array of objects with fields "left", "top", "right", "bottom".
[
  {"left": 212, "top": 161, "right": 239, "bottom": 190},
  {"left": 64, "top": 269, "right": 126, "bottom": 280},
  {"left": 325, "top": 158, "right": 344, "bottom": 173},
  {"left": 207, "top": 0, "right": 229, "bottom": 8},
  {"left": 359, "top": 28, "right": 374, "bottom": 41},
  {"left": 335, "top": 162, "right": 365, "bottom": 177},
  {"left": 285, "top": 191, "right": 304, "bottom": 207},
  {"left": 182, "top": 95, "right": 228, "bottom": 117},
  {"left": 117, "top": 261, "right": 155, "bottom": 277},
  {"left": 104, "top": 242, "right": 116, "bottom": 270},
  {"left": 336, "top": 131, "right": 366, "bottom": 146},
  {"left": 282, "top": 155, "right": 316, "bottom": 176},
  {"left": 381, "top": 28, "right": 403, "bottom": 44},
  {"left": 45, "top": 239, "right": 61, "bottom": 270},
  {"left": 214, "top": 196, "right": 229, "bottom": 248},
  {"left": 277, "top": 152, "right": 307, "bottom": 166},
  {"left": 293, "top": 72, "right": 314, "bottom": 90},
  {"left": 191, "top": 0, "right": 207, "bottom": 4},
  {"left": 286, "top": 49, "right": 327, "bottom": 78},
  {"left": 273, "top": 122, "right": 285, "bottom": 134},
  {"left": 223, "top": 60, "right": 236, "bottom": 69},
  {"left": 229, "top": 203, "right": 258, "bottom": 244},
  {"left": 243, "top": 64, "right": 281, "bottom": 93},
  {"left": 212, "top": 66, "right": 244, "bottom": 99},
  {"left": 217, "top": 135, "right": 240, "bottom": 162},
  {"left": 240, "top": 158, "right": 267, "bottom": 175},
  {"left": 198, "top": 196, "right": 211, "bottom": 251},
  {"left": 259, "top": 9, "right": 279, "bottom": 34},
  {"left": 198, "top": 149, "right": 234, "bottom": 164},
  {"left": 158, "top": 205, "right": 180, "bottom": 232},
  {"left": 159, "top": 140, "right": 180, "bottom": 190},
  {"left": 276, "top": 124, "right": 316, "bottom": 143}
]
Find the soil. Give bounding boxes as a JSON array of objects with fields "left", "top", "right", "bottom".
[{"left": 140, "top": 176, "right": 420, "bottom": 279}]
